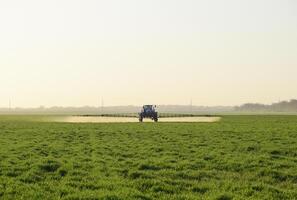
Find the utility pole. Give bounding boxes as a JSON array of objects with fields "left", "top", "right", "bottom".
[
  {"left": 101, "top": 97, "right": 104, "bottom": 114},
  {"left": 190, "top": 98, "right": 193, "bottom": 114},
  {"left": 9, "top": 98, "right": 11, "bottom": 111}
]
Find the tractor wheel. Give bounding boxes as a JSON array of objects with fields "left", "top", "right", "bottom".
[
  {"left": 139, "top": 116, "right": 143, "bottom": 122},
  {"left": 153, "top": 113, "right": 158, "bottom": 122}
]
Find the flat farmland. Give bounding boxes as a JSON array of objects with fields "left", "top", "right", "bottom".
[{"left": 0, "top": 116, "right": 296, "bottom": 199}]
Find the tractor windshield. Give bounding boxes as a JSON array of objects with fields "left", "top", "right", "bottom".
[{"left": 144, "top": 105, "right": 154, "bottom": 111}]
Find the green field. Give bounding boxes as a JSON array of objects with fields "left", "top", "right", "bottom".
[{"left": 0, "top": 116, "right": 296, "bottom": 200}]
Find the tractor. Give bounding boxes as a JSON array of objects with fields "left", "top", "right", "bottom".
[{"left": 139, "top": 105, "right": 158, "bottom": 122}]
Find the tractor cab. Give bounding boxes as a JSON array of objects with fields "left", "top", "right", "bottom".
[{"left": 142, "top": 105, "right": 156, "bottom": 113}]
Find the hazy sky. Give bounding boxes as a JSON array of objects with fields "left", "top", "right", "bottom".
[{"left": 0, "top": 0, "right": 296, "bottom": 107}]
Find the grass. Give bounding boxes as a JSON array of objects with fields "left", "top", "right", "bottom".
[{"left": 0, "top": 115, "right": 296, "bottom": 199}]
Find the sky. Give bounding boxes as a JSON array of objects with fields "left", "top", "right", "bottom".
[{"left": 0, "top": 0, "right": 296, "bottom": 107}]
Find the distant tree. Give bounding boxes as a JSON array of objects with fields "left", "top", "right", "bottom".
[{"left": 236, "top": 99, "right": 297, "bottom": 112}]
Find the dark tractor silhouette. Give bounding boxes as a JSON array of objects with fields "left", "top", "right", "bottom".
[{"left": 139, "top": 105, "right": 158, "bottom": 122}]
